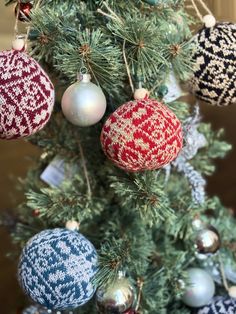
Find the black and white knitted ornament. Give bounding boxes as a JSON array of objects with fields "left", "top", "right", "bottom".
[
  {"left": 18, "top": 228, "right": 98, "bottom": 311},
  {"left": 189, "top": 23, "right": 236, "bottom": 106},
  {"left": 196, "top": 296, "right": 236, "bottom": 314}
]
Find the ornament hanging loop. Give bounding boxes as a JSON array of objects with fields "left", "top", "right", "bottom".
[
  {"left": 190, "top": 0, "right": 216, "bottom": 28},
  {"left": 77, "top": 65, "right": 91, "bottom": 82}
]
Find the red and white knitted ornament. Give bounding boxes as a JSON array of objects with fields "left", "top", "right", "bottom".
[
  {"left": 0, "top": 47, "right": 54, "bottom": 139},
  {"left": 100, "top": 97, "right": 183, "bottom": 172}
]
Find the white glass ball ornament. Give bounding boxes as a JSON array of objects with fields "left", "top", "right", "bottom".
[
  {"left": 61, "top": 73, "right": 107, "bottom": 127},
  {"left": 182, "top": 268, "right": 215, "bottom": 307}
]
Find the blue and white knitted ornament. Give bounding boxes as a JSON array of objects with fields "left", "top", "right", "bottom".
[
  {"left": 196, "top": 297, "right": 236, "bottom": 314},
  {"left": 18, "top": 228, "right": 98, "bottom": 311}
]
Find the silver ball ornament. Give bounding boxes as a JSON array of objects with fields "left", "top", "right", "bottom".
[
  {"left": 61, "top": 74, "right": 106, "bottom": 127},
  {"left": 96, "top": 273, "right": 135, "bottom": 313},
  {"left": 182, "top": 268, "right": 215, "bottom": 308},
  {"left": 195, "top": 225, "right": 220, "bottom": 254}
]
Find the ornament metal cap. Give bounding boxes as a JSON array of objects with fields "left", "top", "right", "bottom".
[{"left": 77, "top": 72, "right": 91, "bottom": 83}]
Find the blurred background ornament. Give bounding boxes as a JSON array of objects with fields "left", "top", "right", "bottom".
[
  {"left": 96, "top": 272, "right": 135, "bottom": 313},
  {"left": 15, "top": 1, "right": 33, "bottom": 22},
  {"left": 194, "top": 225, "right": 221, "bottom": 255},
  {"left": 181, "top": 268, "right": 215, "bottom": 307}
]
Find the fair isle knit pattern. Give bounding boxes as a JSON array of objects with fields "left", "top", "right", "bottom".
[
  {"left": 196, "top": 297, "right": 236, "bottom": 314},
  {"left": 100, "top": 98, "right": 183, "bottom": 172},
  {"left": 0, "top": 49, "right": 54, "bottom": 139},
  {"left": 189, "top": 23, "right": 236, "bottom": 106},
  {"left": 18, "top": 228, "right": 98, "bottom": 311}
]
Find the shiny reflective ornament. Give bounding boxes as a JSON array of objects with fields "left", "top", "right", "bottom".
[
  {"left": 96, "top": 274, "right": 135, "bottom": 313},
  {"left": 182, "top": 268, "right": 215, "bottom": 308},
  {"left": 15, "top": 2, "right": 33, "bottom": 22},
  {"left": 61, "top": 73, "right": 106, "bottom": 127},
  {"left": 195, "top": 225, "right": 220, "bottom": 254}
]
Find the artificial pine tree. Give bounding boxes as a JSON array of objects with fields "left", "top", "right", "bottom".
[{"left": 2, "top": 0, "right": 236, "bottom": 313}]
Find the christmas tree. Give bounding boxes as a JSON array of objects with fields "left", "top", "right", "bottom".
[{"left": 2, "top": 0, "right": 236, "bottom": 313}]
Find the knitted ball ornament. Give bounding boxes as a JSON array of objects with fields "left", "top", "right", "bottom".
[
  {"left": 100, "top": 97, "right": 183, "bottom": 172},
  {"left": 189, "top": 22, "right": 236, "bottom": 106},
  {"left": 196, "top": 297, "right": 236, "bottom": 314},
  {"left": 18, "top": 228, "right": 98, "bottom": 310},
  {"left": 0, "top": 49, "right": 54, "bottom": 139}
]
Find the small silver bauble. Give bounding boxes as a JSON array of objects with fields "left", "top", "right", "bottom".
[
  {"left": 195, "top": 225, "right": 220, "bottom": 254},
  {"left": 182, "top": 268, "right": 215, "bottom": 307},
  {"left": 61, "top": 73, "right": 107, "bottom": 127},
  {"left": 96, "top": 272, "right": 135, "bottom": 313}
]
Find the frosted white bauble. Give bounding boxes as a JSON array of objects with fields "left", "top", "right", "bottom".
[
  {"left": 61, "top": 74, "right": 106, "bottom": 127},
  {"left": 182, "top": 268, "right": 215, "bottom": 307}
]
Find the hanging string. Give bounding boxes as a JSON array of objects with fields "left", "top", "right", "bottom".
[
  {"left": 123, "top": 40, "right": 135, "bottom": 94},
  {"left": 218, "top": 253, "right": 229, "bottom": 291},
  {"left": 97, "top": 1, "right": 122, "bottom": 24},
  {"left": 135, "top": 277, "right": 144, "bottom": 312},
  {"left": 25, "top": 0, "right": 42, "bottom": 48},
  {"left": 14, "top": 0, "right": 21, "bottom": 38},
  {"left": 197, "top": 0, "right": 213, "bottom": 16},
  {"left": 190, "top": 0, "right": 203, "bottom": 22},
  {"left": 78, "top": 138, "right": 92, "bottom": 199}
]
